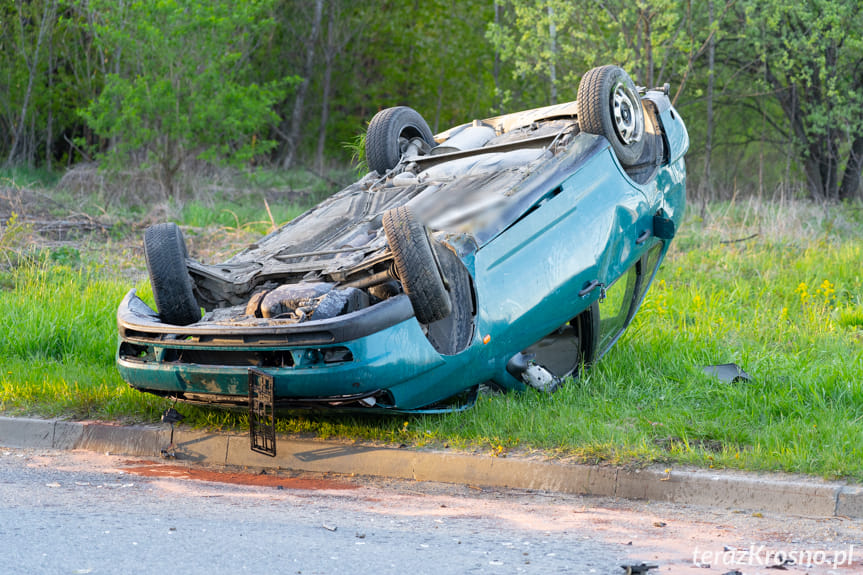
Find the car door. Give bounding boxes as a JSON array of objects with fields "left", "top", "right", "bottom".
[{"left": 595, "top": 241, "right": 664, "bottom": 358}]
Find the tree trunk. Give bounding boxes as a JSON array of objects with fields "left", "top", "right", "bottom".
[
  {"left": 433, "top": 70, "right": 444, "bottom": 133},
  {"left": 282, "top": 0, "right": 323, "bottom": 169},
  {"left": 643, "top": 7, "right": 654, "bottom": 87},
  {"left": 46, "top": 30, "right": 54, "bottom": 171},
  {"left": 839, "top": 135, "right": 863, "bottom": 200},
  {"left": 547, "top": 2, "right": 557, "bottom": 105},
  {"left": 7, "top": 0, "right": 56, "bottom": 166},
  {"left": 493, "top": 1, "right": 501, "bottom": 112},
  {"left": 782, "top": 84, "right": 796, "bottom": 202},
  {"left": 701, "top": 0, "right": 714, "bottom": 202},
  {"left": 765, "top": 62, "right": 833, "bottom": 201},
  {"left": 315, "top": 6, "right": 335, "bottom": 173}
]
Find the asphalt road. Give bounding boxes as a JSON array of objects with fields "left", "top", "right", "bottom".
[
  {"left": 1, "top": 449, "right": 860, "bottom": 575},
  {"left": 1, "top": 448, "right": 628, "bottom": 575}
]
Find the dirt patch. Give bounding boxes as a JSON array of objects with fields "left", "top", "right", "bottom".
[{"left": 122, "top": 459, "right": 358, "bottom": 491}]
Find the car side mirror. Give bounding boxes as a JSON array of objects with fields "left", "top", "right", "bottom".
[{"left": 653, "top": 211, "right": 675, "bottom": 240}]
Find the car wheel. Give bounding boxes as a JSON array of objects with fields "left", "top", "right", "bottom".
[
  {"left": 144, "top": 222, "right": 201, "bottom": 326},
  {"left": 366, "top": 106, "right": 435, "bottom": 174},
  {"left": 382, "top": 205, "right": 452, "bottom": 324},
  {"left": 577, "top": 66, "right": 645, "bottom": 167},
  {"left": 522, "top": 301, "right": 599, "bottom": 380}
]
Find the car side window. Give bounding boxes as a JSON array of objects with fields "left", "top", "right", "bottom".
[
  {"left": 597, "top": 243, "right": 664, "bottom": 356},
  {"left": 597, "top": 263, "right": 640, "bottom": 354}
]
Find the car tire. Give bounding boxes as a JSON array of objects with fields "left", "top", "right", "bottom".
[
  {"left": 426, "top": 243, "right": 474, "bottom": 355},
  {"left": 577, "top": 66, "right": 645, "bottom": 167},
  {"left": 382, "top": 205, "right": 452, "bottom": 324},
  {"left": 366, "top": 106, "right": 435, "bottom": 174},
  {"left": 144, "top": 222, "right": 201, "bottom": 326}
]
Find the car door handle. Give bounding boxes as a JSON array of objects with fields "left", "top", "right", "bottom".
[
  {"left": 636, "top": 230, "right": 651, "bottom": 245},
  {"left": 578, "top": 280, "right": 606, "bottom": 300}
]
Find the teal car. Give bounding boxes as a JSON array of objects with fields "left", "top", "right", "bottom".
[{"left": 117, "top": 66, "right": 688, "bottom": 421}]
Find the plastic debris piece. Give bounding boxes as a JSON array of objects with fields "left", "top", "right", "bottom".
[{"left": 702, "top": 363, "right": 751, "bottom": 383}]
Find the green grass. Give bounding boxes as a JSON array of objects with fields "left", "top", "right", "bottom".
[
  {"left": 1, "top": 198, "right": 862, "bottom": 480},
  {"left": 238, "top": 165, "right": 356, "bottom": 193},
  {"left": 0, "top": 166, "right": 62, "bottom": 188},
  {"left": 0, "top": 261, "right": 166, "bottom": 420},
  {"left": 178, "top": 198, "right": 306, "bottom": 235}
]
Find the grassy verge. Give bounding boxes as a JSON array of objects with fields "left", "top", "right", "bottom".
[{"left": 1, "top": 197, "right": 862, "bottom": 480}]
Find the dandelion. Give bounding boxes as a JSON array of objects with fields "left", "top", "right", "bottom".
[
  {"left": 796, "top": 282, "right": 809, "bottom": 305},
  {"left": 816, "top": 279, "right": 836, "bottom": 307},
  {"left": 648, "top": 292, "right": 669, "bottom": 316}
]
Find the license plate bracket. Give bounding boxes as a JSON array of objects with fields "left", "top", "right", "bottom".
[{"left": 248, "top": 368, "right": 276, "bottom": 457}]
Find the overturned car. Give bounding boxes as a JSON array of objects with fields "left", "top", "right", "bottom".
[{"left": 117, "top": 66, "right": 688, "bottom": 427}]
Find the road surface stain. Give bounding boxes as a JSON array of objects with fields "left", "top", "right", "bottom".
[{"left": 122, "top": 460, "right": 358, "bottom": 490}]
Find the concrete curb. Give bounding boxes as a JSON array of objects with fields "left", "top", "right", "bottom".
[{"left": 2, "top": 416, "right": 860, "bottom": 518}]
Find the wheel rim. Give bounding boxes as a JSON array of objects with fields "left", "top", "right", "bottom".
[{"left": 611, "top": 80, "right": 644, "bottom": 145}]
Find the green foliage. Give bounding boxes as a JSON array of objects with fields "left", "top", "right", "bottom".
[
  {"left": 737, "top": 0, "right": 863, "bottom": 199},
  {"left": 0, "top": 258, "right": 120, "bottom": 364},
  {"left": 352, "top": 0, "right": 497, "bottom": 130},
  {"left": 0, "top": 0, "right": 860, "bottom": 202},
  {"left": 487, "top": 0, "right": 589, "bottom": 107},
  {"left": 343, "top": 130, "right": 368, "bottom": 177},
  {"left": 488, "top": 0, "right": 690, "bottom": 108},
  {"left": 80, "top": 0, "right": 294, "bottom": 195}
]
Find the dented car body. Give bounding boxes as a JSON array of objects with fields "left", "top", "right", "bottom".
[{"left": 117, "top": 66, "right": 688, "bottom": 415}]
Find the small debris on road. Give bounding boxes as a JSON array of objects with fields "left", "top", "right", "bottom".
[{"left": 621, "top": 563, "right": 658, "bottom": 574}]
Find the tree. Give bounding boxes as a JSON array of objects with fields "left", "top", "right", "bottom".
[
  {"left": 596, "top": 0, "right": 687, "bottom": 89},
  {"left": 487, "top": 0, "right": 588, "bottom": 108},
  {"left": 314, "top": 0, "right": 365, "bottom": 172},
  {"left": 488, "top": 0, "right": 691, "bottom": 109},
  {"left": 3, "top": 0, "right": 58, "bottom": 167},
  {"left": 355, "top": 0, "right": 496, "bottom": 125},
  {"left": 81, "top": 0, "right": 292, "bottom": 197},
  {"left": 743, "top": 0, "right": 863, "bottom": 201},
  {"left": 279, "top": 0, "right": 323, "bottom": 169}
]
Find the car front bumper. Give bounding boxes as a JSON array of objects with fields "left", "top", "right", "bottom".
[{"left": 116, "top": 290, "right": 489, "bottom": 410}]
